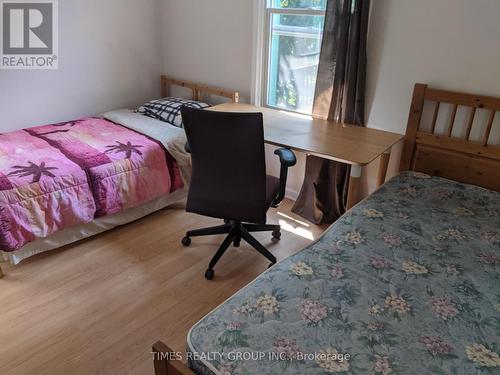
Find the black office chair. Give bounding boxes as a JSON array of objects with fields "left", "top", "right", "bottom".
[{"left": 180, "top": 107, "right": 296, "bottom": 280}]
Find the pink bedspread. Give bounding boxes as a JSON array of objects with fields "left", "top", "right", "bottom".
[{"left": 0, "top": 117, "right": 183, "bottom": 252}]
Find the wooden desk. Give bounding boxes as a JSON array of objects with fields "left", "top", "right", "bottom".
[{"left": 210, "top": 103, "right": 403, "bottom": 208}]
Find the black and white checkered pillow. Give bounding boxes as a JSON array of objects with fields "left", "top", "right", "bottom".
[{"left": 136, "top": 97, "right": 211, "bottom": 127}]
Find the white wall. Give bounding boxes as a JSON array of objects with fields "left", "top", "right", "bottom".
[
  {"left": 160, "top": 0, "right": 307, "bottom": 199},
  {"left": 363, "top": 0, "right": 500, "bottom": 194},
  {"left": 0, "top": 0, "right": 162, "bottom": 132},
  {"left": 367, "top": 0, "right": 500, "bottom": 135},
  {"left": 160, "top": 0, "right": 254, "bottom": 103},
  {"left": 2, "top": 0, "right": 498, "bottom": 200},
  {"left": 159, "top": 0, "right": 500, "bottom": 201}
]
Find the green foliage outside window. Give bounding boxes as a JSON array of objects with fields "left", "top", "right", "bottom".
[
  {"left": 270, "top": 0, "right": 325, "bottom": 111},
  {"left": 274, "top": 0, "right": 326, "bottom": 9}
]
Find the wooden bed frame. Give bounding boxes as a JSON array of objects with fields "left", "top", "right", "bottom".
[
  {"left": 151, "top": 83, "right": 500, "bottom": 375},
  {"left": 152, "top": 342, "right": 194, "bottom": 375},
  {"left": 401, "top": 83, "right": 500, "bottom": 191},
  {"left": 0, "top": 76, "right": 240, "bottom": 279},
  {"left": 160, "top": 75, "right": 240, "bottom": 103}
]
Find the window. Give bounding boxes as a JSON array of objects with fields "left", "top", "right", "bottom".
[{"left": 263, "top": 0, "right": 326, "bottom": 115}]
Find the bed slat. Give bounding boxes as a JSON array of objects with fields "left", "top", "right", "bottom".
[
  {"left": 401, "top": 83, "right": 500, "bottom": 191},
  {"left": 483, "top": 110, "right": 496, "bottom": 145},
  {"left": 160, "top": 75, "right": 239, "bottom": 103},
  {"left": 446, "top": 104, "right": 458, "bottom": 137},
  {"left": 431, "top": 101, "right": 440, "bottom": 134},
  {"left": 465, "top": 107, "right": 476, "bottom": 140}
]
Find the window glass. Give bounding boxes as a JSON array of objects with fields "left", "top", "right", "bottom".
[
  {"left": 269, "top": 0, "right": 327, "bottom": 10},
  {"left": 266, "top": 13, "right": 324, "bottom": 114}
]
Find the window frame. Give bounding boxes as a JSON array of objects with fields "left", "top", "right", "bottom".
[{"left": 253, "top": 1, "right": 326, "bottom": 115}]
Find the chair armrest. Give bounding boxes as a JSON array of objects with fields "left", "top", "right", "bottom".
[
  {"left": 271, "top": 148, "right": 296, "bottom": 207},
  {"left": 274, "top": 148, "right": 296, "bottom": 167}
]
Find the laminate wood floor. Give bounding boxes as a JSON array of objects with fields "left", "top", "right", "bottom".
[{"left": 0, "top": 199, "right": 326, "bottom": 375}]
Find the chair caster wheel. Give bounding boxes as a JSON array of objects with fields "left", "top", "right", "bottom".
[
  {"left": 205, "top": 268, "right": 214, "bottom": 280},
  {"left": 272, "top": 230, "right": 281, "bottom": 240},
  {"left": 181, "top": 236, "right": 191, "bottom": 247},
  {"left": 233, "top": 239, "right": 241, "bottom": 247}
]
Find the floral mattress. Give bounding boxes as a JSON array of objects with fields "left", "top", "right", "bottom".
[{"left": 186, "top": 172, "right": 500, "bottom": 375}]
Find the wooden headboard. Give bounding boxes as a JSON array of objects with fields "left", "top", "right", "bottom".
[
  {"left": 160, "top": 75, "right": 240, "bottom": 103},
  {"left": 400, "top": 84, "right": 500, "bottom": 191}
]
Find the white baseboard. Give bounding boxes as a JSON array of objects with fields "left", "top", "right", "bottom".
[{"left": 285, "top": 187, "right": 299, "bottom": 201}]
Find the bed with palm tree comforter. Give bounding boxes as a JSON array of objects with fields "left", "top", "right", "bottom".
[
  {"left": 187, "top": 172, "right": 500, "bottom": 375},
  {"left": 0, "top": 117, "right": 183, "bottom": 253}
]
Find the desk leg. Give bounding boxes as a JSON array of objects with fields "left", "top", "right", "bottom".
[
  {"left": 377, "top": 150, "right": 391, "bottom": 187},
  {"left": 346, "top": 165, "right": 362, "bottom": 210}
]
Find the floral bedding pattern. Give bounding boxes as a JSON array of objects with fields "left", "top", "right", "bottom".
[{"left": 187, "top": 172, "right": 500, "bottom": 375}]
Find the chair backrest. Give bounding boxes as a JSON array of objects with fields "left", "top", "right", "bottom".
[{"left": 181, "top": 107, "right": 267, "bottom": 223}]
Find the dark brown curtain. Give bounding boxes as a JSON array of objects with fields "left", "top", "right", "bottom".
[{"left": 292, "top": 0, "right": 370, "bottom": 224}]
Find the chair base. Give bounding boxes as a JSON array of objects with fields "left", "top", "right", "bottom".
[{"left": 182, "top": 220, "right": 281, "bottom": 280}]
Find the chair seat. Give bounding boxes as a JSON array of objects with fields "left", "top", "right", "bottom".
[
  {"left": 266, "top": 175, "right": 280, "bottom": 208},
  {"left": 181, "top": 107, "right": 295, "bottom": 280}
]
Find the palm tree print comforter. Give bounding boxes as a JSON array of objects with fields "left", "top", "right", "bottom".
[
  {"left": 187, "top": 172, "right": 500, "bottom": 375},
  {"left": 0, "top": 117, "right": 183, "bottom": 252}
]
